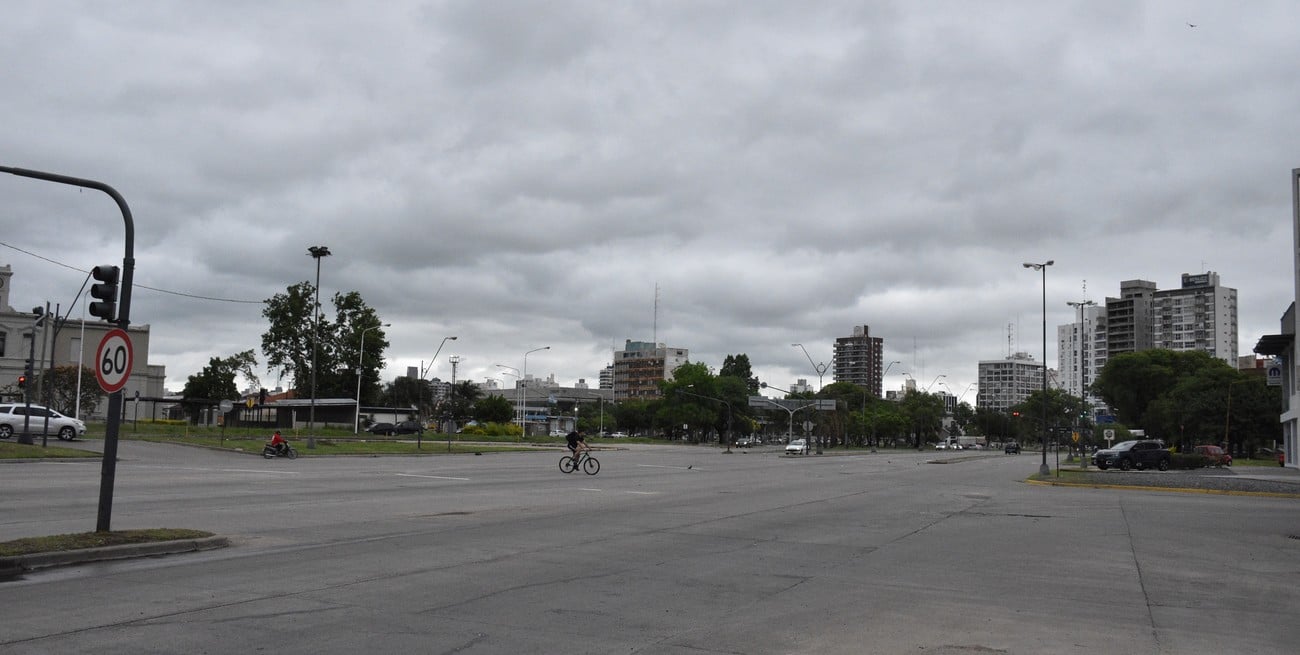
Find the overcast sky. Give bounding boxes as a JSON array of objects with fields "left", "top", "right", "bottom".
[{"left": 4, "top": 1, "right": 1299, "bottom": 401}]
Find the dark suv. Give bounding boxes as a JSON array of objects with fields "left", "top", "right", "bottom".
[
  {"left": 365, "top": 420, "right": 424, "bottom": 436},
  {"left": 1092, "top": 439, "right": 1171, "bottom": 471}
]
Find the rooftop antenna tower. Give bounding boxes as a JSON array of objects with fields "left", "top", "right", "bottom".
[{"left": 653, "top": 282, "right": 660, "bottom": 345}]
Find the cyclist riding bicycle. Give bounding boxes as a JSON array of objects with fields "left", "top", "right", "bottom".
[{"left": 565, "top": 429, "right": 590, "bottom": 462}]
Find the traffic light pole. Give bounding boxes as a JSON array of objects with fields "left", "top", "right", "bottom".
[{"left": 1, "top": 166, "right": 135, "bottom": 533}]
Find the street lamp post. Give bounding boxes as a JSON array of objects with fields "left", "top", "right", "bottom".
[
  {"left": 925, "top": 374, "right": 946, "bottom": 393},
  {"left": 354, "top": 322, "right": 390, "bottom": 434},
  {"left": 792, "top": 343, "right": 830, "bottom": 391},
  {"left": 1068, "top": 299, "right": 1096, "bottom": 466},
  {"left": 307, "top": 245, "right": 331, "bottom": 450},
  {"left": 867, "top": 361, "right": 901, "bottom": 451},
  {"left": 793, "top": 343, "right": 830, "bottom": 453},
  {"left": 1024, "top": 260, "right": 1055, "bottom": 475},
  {"left": 420, "top": 335, "right": 458, "bottom": 428},
  {"left": 1224, "top": 379, "right": 1249, "bottom": 456},
  {"left": 519, "top": 346, "right": 550, "bottom": 436},
  {"left": 495, "top": 364, "right": 521, "bottom": 423}
]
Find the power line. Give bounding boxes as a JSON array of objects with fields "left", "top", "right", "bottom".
[{"left": 1, "top": 240, "right": 265, "bottom": 304}]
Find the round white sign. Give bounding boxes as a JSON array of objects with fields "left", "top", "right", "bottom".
[
  {"left": 219, "top": 399, "right": 234, "bottom": 413},
  {"left": 95, "top": 328, "right": 134, "bottom": 394}
]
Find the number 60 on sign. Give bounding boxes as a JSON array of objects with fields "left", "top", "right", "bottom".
[{"left": 95, "top": 328, "right": 134, "bottom": 394}]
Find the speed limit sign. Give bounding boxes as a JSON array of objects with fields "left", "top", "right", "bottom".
[{"left": 95, "top": 328, "right": 134, "bottom": 394}]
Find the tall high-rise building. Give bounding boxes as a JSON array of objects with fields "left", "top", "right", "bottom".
[
  {"left": 976, "top": 352, "right": 1045, "bottom": 412},
  {"left": 1058, "top": 303, "right": 1104, "bottom": 406},
  {"left": 599, "top": 365, "right": 613, "bottom": 390},
  {"left": 1153, "top": 272, "right": 1238, "bottom": 365},
  {"left": 1090, "top": 273, "right": 1238, "bottom": 374},
  {"left": 832, "top": 325, "right": 885, "bottom": 397},
  {"left": 612, "top": 340, "right": 689, "bottom": 400},
  {"left": 1105, "top": 279, "right": 1158, "bottom": 358}
]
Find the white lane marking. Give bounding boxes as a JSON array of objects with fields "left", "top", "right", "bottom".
[
  {"left": 130, "top": 465, "right": 302, "bottom": 475},
  {"left": 636, "top": 464, "right": 694, "bottom": 470},
  {"left": 626, "top": 491, "right": 658, "bottom": 495},
  {"left": 396, "top": 473, "right": 470, "bottom": 481}
]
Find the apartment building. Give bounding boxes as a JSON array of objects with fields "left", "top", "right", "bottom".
[
  {"left": 612, "top": 340, "right": 689, "bottom": 400},
  {"left": 1058, "top": 303, "right": 1105, "bottom": 406},
  {"left": 832, "top": 324, "right": 885, "bottom": 397},
  {"left": 1152, "top": 272, "right": 1238, "bottom": 365},
  {"left": 976, "top": 352, "right": 1045, "bottom": 413}
]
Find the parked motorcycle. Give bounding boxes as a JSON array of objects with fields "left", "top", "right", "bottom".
[{"left": 262, "top": 443, "right": 298, "bottom": 459}]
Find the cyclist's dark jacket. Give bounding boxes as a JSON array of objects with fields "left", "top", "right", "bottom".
[{"left": 565, "top": 431, "right": 583, "bottom": 449}]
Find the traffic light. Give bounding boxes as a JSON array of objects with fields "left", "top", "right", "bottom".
[
  {"left": 16, "top": 375, "right": 25, "bottom": 388},
  {"left": 89, "top": 264, "right": 120, "bottom": 322},
  {"left": 1012, "top": 411, "right": 1021, "bottom": 418}
]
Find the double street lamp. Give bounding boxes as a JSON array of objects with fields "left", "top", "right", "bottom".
[
  {"left": 519, "top": 346, "right": 550, "bottom": 434},
  {"left": 865, "top": 360, "right": 901, "bottom": 451},
  {"left": 354, "top": 322, "right": 390, "bottom": 434},
  {"left": 1024, "top": 260, "right": 1054, "bottom": 475},
  {"left": 792, "top": 343, "right": 830, "bottom": 391},
  {"left": 307, "top": 245, "right": 331, "bottom": 449}
]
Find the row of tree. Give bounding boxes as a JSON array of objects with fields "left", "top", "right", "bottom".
[{"left": 165, "top": 282, "right": 1281, "bottom": 453}]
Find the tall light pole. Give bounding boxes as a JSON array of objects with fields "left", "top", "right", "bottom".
[
  {"left": 1024, "top": 260, "right": 1055, "bottom": 475},
  {"left": 354, "top": 322, "right": 390, "bottom": 434},
  {"left": 448, "top": 355, "right": 461, "bottom": 432},
  {"left": 520, "top": 346, "right": 550, "bottom": 435},
  {"left": 958, "top": 383, "right": 977, "bottom": 404},
  {"left": 925, "top": 374, "right": 947, "bottom": 393},
  {"left": 792, "top": 343, "right": 830, "bottom": 391},
  {"left": 866, "top": 360, "right": 901, "bottom": 451},
  {"left": 420, "top": 335, "right": 457, "bottom": 427},
  {"left": 307, "top": 245, "right": 331, "bottom": 449},
  {"left": 1066, "top": 300, "right": 1096, "bottom": 398},
  {"left": 496, "top": 364, "right": 521, "bottom": 423}
]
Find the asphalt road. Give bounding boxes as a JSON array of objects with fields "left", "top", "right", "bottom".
[{"left": 2, "top": 442, "right": 1298, "bottom": 654}]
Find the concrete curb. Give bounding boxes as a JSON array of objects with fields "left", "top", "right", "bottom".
[
  {"left": 0, "top": 535, "right": 230, "bottom": 576},
  {"left": 1025, "top": 478, "right": 1300, "bottom": 498}
]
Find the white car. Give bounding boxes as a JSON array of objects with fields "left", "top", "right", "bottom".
[
  {"left": 785, "top": 439, "right": 807, "bottom": 454},
  {"left": 0, "top": 403, "right": 87, "bottom": 441}
]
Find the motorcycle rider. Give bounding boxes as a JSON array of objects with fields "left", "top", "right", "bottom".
[{"left": 267, "top": 430, "right": 289, "bottom": 455}]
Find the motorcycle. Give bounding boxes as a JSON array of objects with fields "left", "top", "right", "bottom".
[{"left": 262, "top": 443, "right": 298, "bottom": 459}]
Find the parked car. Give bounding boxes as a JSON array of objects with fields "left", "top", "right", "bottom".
[
  {"left": 785, "top": 439, "right": 807, "bottom": 455},
  {"left": 1004, "top": 442, "right": 1021, "bottom": 454},
  {"left": 1092, "top": 440, "right": 1171, "bottom": 471},
  {"left": 366, "top": 420, "right": 424, "bottom": 436},
  {"left": 736, "top": 437, "right": 759, "bottom": 447},
  {"left": 1193, "top": 444, "right": 1232, "bottom": 467},
  {"left": 0, "top": 404, "right": 86, "bottom": 441}
]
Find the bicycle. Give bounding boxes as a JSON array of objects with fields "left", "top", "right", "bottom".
[{"left": 559, "top": 449, "right": 600, "bottom": 475}]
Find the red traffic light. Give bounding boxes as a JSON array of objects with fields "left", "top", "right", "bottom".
[
  {"left": 1012, "top": 411, "right": 1020, "bottom": 417},
  {"left": 16, "top": 375, "right": 25, "bottom": 388}
]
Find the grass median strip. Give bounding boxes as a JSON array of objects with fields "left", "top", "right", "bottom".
[{"left": 0, "top": 528, "right": 214, "bottom": 557}]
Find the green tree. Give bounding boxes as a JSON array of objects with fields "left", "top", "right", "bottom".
[
  {"left": 181, "top": 351, "right": 260, "bottom": 422},
  {"left": 473, "top": 394, "right": 514, "bottom": 424},
  {"left": 36, "top": 365, "right": 102, "bottom": 417},
  {"left": 1092, "top": 350, "right": 1233, "bottom": 428},
  {"left": 262, "top": 284, "right": 384, "bottom": 400},
  {"left": 720, "top": 354, "right": 759, "bottom": 394},
  {"left": 899, "top": 391, "right": 946, "bottom": 448},
  {"left": 661, "top": 362, "right": 721, "bottom": 442},
  {"left": 449, "top": 380, "right": 482, "bottom": 424}
]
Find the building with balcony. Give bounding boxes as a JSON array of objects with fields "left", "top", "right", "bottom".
[
  {"left": 832, "top": 324, "right": 885, "bottom": 397},
  {"left": 612, "top": 340, "right": 689, "bottom": 400},
  {"left": 976, "top": 352, "right": 1046, "bottom": 413}
]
